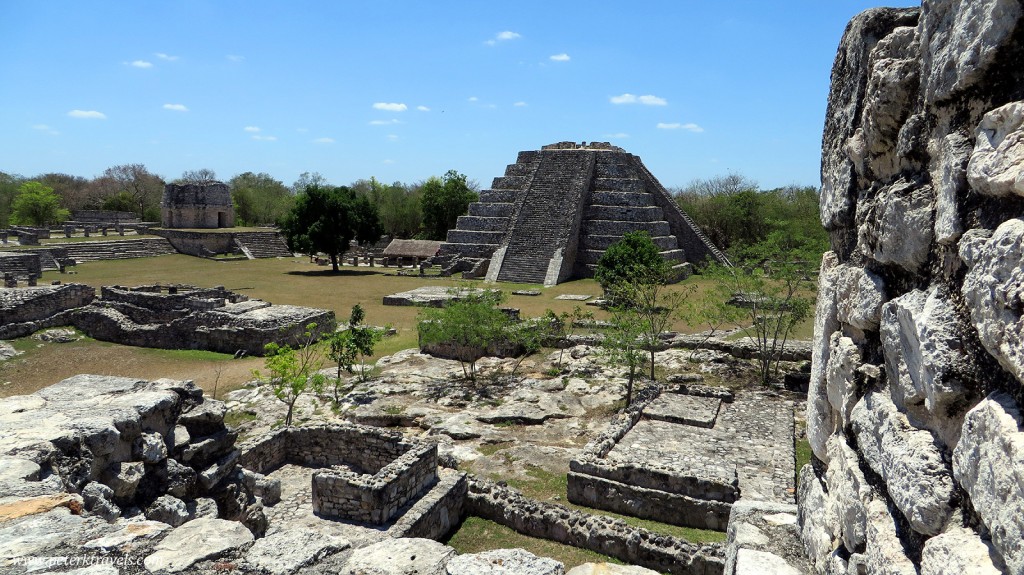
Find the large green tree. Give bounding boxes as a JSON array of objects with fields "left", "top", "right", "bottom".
[
  {"left": 594, "top": 231, "right": 671, "bottom": 302},
  {"left": 230, "top": 172, "right": 293, "bottom": 226},
  {"left": 0, "top": 172, "right": 25, "bottom": 227},
  {"left": 352, "top": 177, "right": 422, "bottom": 238},
  {"left": 279, "top": 184, "right": 383, "bottom": 271},
  {"left": 90, "top": 164, "right": 165, "bottom": 221},
  {"left": 420, "top": 170, "right": 477, "bottom": 240},
  {"left": 10, "top": 181, "right": 70, "bottom": 226}
]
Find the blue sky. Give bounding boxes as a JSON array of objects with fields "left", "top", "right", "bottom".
[{"left": 0, "top": 1, "right": 918, "bottom": 191}]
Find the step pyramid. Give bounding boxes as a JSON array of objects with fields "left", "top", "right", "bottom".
[{"left": 435, "top": 141, "right": 729, "bottom": 286}]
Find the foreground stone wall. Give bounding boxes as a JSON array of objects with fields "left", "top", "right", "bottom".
[
  {"left": 803, "top": 2, "right": 1024, "bottom": 573},
  {"left": 0, "top": 283, "right": 96, "bottom": 339}
]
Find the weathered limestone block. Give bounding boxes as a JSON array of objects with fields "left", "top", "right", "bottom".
[
  {"left": 797, "top": 465, "right": 837, "bottom": 574},
  {"left": 826, "top": 333, "right": 862, "bottom": 427},
  {"left": 968, "top": 101, "right": 1024, "bottom": 198},
  {"left": 820, "top": 7, "right": 919, "bottom": 230},
  {"left": 134, "top": 430, "right": 167, "bottom": 464},
  {"left": 930, "top": 131, "right": 972, "bottom": 244},
  {"left": 825, "top": 435, "right": 872, "bottom": 553},
  {"left": 166, "top": 457, "right": 197, "bottom": 499},
  {"left": 725, "top": 500, "right": 809, "bottom": 575},
  {"left": 809, "top": 252, "right": 841, "bottom": 463},
  {"left": 850, "top": 391, "right": 954, "bottom": 535},
  {"left": 880, "top": 288, "right": 971, "bottom": 444},
  {"left": 566, "top": 564, "right": 659, "bottom": 575},
  {"left": 921, "top": 0, "right": 1023, "bottom": 104},
  {"left": 953, "top": 392, "right": 1024, "bottom": 573},
  {"left": 834, "top": 265, "right": 886, "bottom": 332},
  {"left": 864, "top": 499, "right": 917, "bottom": 575},
  {"left": 960, "top": 220, "right": 1024, "bottom": 384},
  {"left": 857, "top": 179, "right": 935, "bottom": 273},
  {"left": 81, "top": 481, "right": 120, "bottom": 522},
  {"left": 345, "top": 538, "right": 455, "bottom": 575},
  {"left": 145, "top": 494, "right": 190, "bottom": 527},
  {"left": 861, "top": 26, "right": 921, "bottom": 181},
  {"left": 446, "top": 548, "right": 565, "bottom": 575},
  {"left": 179, "top": 399, "right": 228, "bottom": 436},
  {"left": 920, "top": 527, "right": 1004, "bottom": 575},
  {"left": 188, "top": 497, "right": 219, "bottom": 520},
  {"left": 143, "top": 517, "right": 254, "bottom": 573},
  {"left": 244, "top": 530, "right": 350, "bottom": 575},
  {"left": 101, "top": 461, "right": 144, "bottom": 502}
]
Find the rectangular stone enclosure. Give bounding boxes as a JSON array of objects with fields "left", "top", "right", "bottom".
[
  {"left": 568, "top": 389, "right": 794, "bottom": 531},
  {"left": 239, "top": 423, "right": 438, "bottom": 525}
]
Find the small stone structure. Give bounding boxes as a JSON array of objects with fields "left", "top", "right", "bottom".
[
  {"left": 0, "top": 252, "right": 42, "bottom": 281},
  {"left": 161, "top": 181, "right": 235, "bottom": 229},
  {"left": 568, "top": 386, "right": 794, "bottom": 531},
  {"left": 382, "top": 239, "right": 443, "bottom": 267},
  {"left": 239, "top": 423, "right": 438, "bottom": 525},
  {"left": 0, "top": 283, "right": 96, "bottom": 339},
  {"left": 69, "top": 284, "right": 335, "bottom": 355},
  {"left": 433, "top": 142, "right": 729, "bottom": 285}
]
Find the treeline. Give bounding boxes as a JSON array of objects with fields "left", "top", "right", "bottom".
[
  {"left": 671, "top": 174, "right": 828, "bottom": 264},
  {"left": 0, "top": 165, "right": 478, "bottom": 241}
]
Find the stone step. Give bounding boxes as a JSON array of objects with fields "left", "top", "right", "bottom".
[
  {"left": 584, "top": 205, "right": 665, "bottom": 222},
  {"left": 490, "top": 176, "right": 531, "bottom": 190},
  {"left": 577, "top": 247, "right": 685, "bottom": 265},
  {"left": 478, "top": 190, "right": 518, "bottom": 203},
  {"left": 593, "top": 163, "right": 635, "bottom": 179},
  {"left": 468, "top": 202, "right": 514, "bottom": 217},
  {"left": 589, "top": 191, "right": 655, "bottom": 207},
  {"left": 445, "top": 230, "right": 505, "bottom": 245},
  {"left": 436, "top": 242, "right": 498, "bottom": 259},
  {"left": 582, "top": 220, "right": 671, "bottom": 237},
  {"left": 580, "top": 234, "right": 680, "bottom": 251},
  {"left": 592, "top": 178, "right": 646, "bottom": 194},
  {"left": 454, "top": 216, "right": 510, "bottom": 233},
  {"left": 504, "top": 162, "right": 537, "bottom": 177},
  {"left": 233, "top": 232, "right": 293, "bottom": 258}
]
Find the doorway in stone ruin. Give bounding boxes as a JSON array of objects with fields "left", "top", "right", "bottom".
[{"left": 218, "top": 211, "right": 227, "bottom": 228}]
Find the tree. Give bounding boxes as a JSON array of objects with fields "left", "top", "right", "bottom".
[
  {"left": 252, "top": 323, "right": 326, "bottom": 426},
  {"left": 0, "top": 172, "right": 25, "bottom": 227},
  {"left": 594, "top": 231, "right": 672, "bottom": 304},
  {"left": 279, "top": 185, "right": 384, "bottom": 271},
  {"left": 292, "top": 171, "right": 328, "bottom": 194},
  {"left": 10, "top": 182, "right": 70, "bottom": 226},
  {"left": 616, "top": 279, "right": 695, "bottom": 381},
  {"left": 352, "top": 177, "right": 422, "bottom": 238},
  {"left": 327, "top": 304, "right": 384, "bottom": 401},
  {"left": 420, "top": 170, "right": 478, "bottom": 240},
  {"left": 33, "top": 173, "right": 90, "bottom": 212},
  {"left": 229, "top": 172, "right": 293, "bottom": 226},
  {"left": 94, "top": 164, "right": 165, "bottom": 221},
  {"left": 602, "top": 302, "right": 648, "bottom": 405},
  {"left": 176, "top": 168, "right": 218, "bottom": 184},
  {"left": 544, "top": 306, "right": 594, "bottom": 372},
  {"left": 705, "top": 261, "right": 813, "bottom": 385},
  {"left": 417, "top": 289, "right": 512, "bottom": 383}
]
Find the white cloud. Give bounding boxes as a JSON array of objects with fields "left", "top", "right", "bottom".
[
  {"left": 68, "top": 110, "right": 106, "bottom": 119},
  {"left": 313, "top": 137, "right": 334, "bottom": 144},
  {"left": 485, "top": 30, "right": 521, "bottom": 45},
  {"left": 244, "top": 126, "right": 261, "bottom": 132},
  {"left": 162, "top": 103, "right": 188, "bottom": 112},
  {"left": 467, "top": 96, "right": 479, "bottom": 102},
  {"left": 373, "top": 102, "right": 407, "bottom": 112},
  {"left": 549, "top": 53, "right": 570, "bottom": 62},
  {"left": 154, "top": 53, "right": 178, "bottom": 61},
  {"left": 513, "top": 101, "right": 527, "bottom": 107},
  {"left": 610, "top": 93, "right": 668, "bottom": 106},
  {"left": 369, "top": 119, "right": 401, "bottom": 126},
  {"left": 417, "top": 105, "right": 430, "bottom": 112},
  {"left": 32, "top": 124, "right": 59, "bottom": 135},
  {"left": 251, "top": 135, "right": 277, "bottom": 141},
  {"left": 657, "top": 122, "right": 704, "bottom": 132},
  {"left": 227, "top": 54, "right": 245, "bottom": 62},
  {"left": 127, "top": 60, "right": 153, "bottom": 68}
]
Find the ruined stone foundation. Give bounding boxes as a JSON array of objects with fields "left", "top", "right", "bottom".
[{"left": 800, "top": 2, "right": 1024, "bottom": 574}]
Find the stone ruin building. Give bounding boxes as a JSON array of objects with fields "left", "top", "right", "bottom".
[
  {"left": 161, "top": 180, "right": 235, "bottom": 229},
  {"left": 434, "top": 141, "right": 729, "bottom": 286}
]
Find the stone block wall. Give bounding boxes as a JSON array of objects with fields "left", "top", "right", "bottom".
[
  {"left": 0, "top": 283, "right": 96, "bottom": 339},
  {"left": 239, "top": 423, "right": 439, "bottom": 525},
  {"left": 802, "top": 2, "right": 1024, "bottom": 574},
  {"left": 0, "top": 252, "right": 42, "bottom": 279}
]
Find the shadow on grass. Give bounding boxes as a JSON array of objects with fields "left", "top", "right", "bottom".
[{"left": 285, "top": 269, "right": 380, "bottom": 277}]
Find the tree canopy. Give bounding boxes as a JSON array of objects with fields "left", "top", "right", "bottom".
[
  {"left": 279, "top": 184, "right": 383, "bottom": 271},
  {"left": 420, "top": 170, "right": 477, "bottom": 240},
  {"left": 594, "top": 231, "right": 671, "bottom": 301},
  {"left": 10, "top": 181, "right": 70, "bottom": 226},
  {"left": 229, "top": 172, "right": 292, "bottom": 226}
]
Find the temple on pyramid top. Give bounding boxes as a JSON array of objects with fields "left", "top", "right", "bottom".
[{"left": 432, "top": 141, "right": 730, "bottom": 286}]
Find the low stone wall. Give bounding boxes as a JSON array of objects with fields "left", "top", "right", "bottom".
[
  {"left": 239, "top": 423, "right": 439, "bottom": 525},
  {"left": 467, "top": 477, "right": 725, "bottom": 575},
  {"left": 151, "top": 229, "right": 238, "bottom": 257},
  {"left": 0, "top": 252, "right": 42, "bottom": 279},
  {"left": 390, "top": 468, "right": 467, "bottom": 540},
  {"left": 0, "top": 283, "right": 96, "bottom": 338}
]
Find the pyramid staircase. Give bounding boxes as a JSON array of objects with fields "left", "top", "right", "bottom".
[
  {"left": 54, "top": 238, "right": 177, "bottom": 262},
  {"left": 233, "top": 231, "right": 293, "bottom": 259}
]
